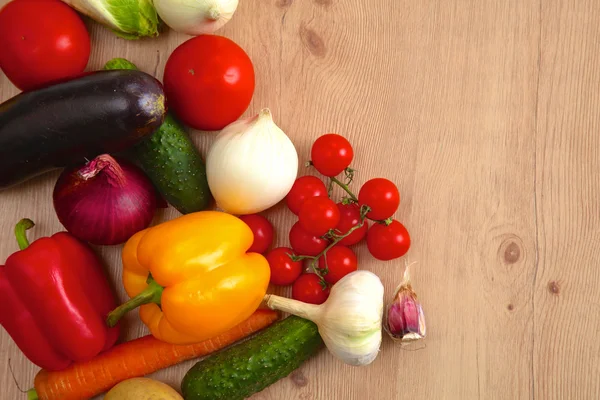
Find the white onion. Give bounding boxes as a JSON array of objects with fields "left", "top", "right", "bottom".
[
  {"left": 206, "top": 109, "right": 298, "bottom": 215},
  {"left": 154, "top": 0, "right": 239, "bottom": 35}
]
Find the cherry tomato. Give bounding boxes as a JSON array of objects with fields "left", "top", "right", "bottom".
[
  {"left": 367, "top": 220, "right": 411, "bottom": 261},
  {"left": 164, "top": 35, "right": 255, "bottom": 131},
  {"left": 335, "top": 203, "right": 369, "bottom": 246},
  {"left": 298, "top": 197, "right": 340, "bottom": 237},
  {"left": 319, "top": 246, "right": 358, "bottom": 284},
  {"left": 310, "top": 134, "right": 354, "bottom": 177},
  {"left": 266, "top": 247, "right": 302, "bottom": 285},
  {"left": 289, "top": 222, "right": 329, "bottom": 256},
  {"left": 358, "top": 178, "right": 400, "bottom": 220},
  {"left": 286, "top": 176, "right": 328, "bottom": 215},
  {"left": 0, "top": 0, "right": 90, "bottom": 92},
  {"left": 239, "top": 214, "right": 274, "bottom": 254},
  {"left": 292, "top": 274, "right": 330, "bottom": 304}
]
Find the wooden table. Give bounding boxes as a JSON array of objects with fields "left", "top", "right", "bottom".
[{"left": 1, "top": 0, "right": 600, "bottom": 399}]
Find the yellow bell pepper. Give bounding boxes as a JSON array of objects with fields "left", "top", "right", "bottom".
[{"left": 106, "top": 211, "right": 271, "bottom": 344}]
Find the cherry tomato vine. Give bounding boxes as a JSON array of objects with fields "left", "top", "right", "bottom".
[
  {"left": 235, "top": 133, "right": 411, "bottom": 305},
  {"left": 272, "top": 133, "right": 412, "bottom": 304}
]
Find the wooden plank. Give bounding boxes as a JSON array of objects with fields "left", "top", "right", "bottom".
[
  {"left": 534, "top": 0, "right": 600, "bottom": 398},
  {"left": 0, "top": 0, "right": 594, "bottom": 399}
]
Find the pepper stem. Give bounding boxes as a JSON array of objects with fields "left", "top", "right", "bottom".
[
  {"left": 14, "top": 219, "right": 34, "bottom": 250},
  {"left": 106, "top": 277, "right": 163, "bottom": 327},
  {"left": 27, "top": 389, "right": 38, "bottom": 400}
]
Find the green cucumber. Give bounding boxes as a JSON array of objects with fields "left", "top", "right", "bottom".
[
  {"left": 181, "top": 316, "right": 324, "bottom": 400},
  {"left": 104, "top": 58, "right": 212, "bottom": 214}
]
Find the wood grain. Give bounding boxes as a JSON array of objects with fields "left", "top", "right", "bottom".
[
  {"left": 0, "top": 0, "right": 599, "bottom": 399},
  {"left": 534, "top": 0, "right": 600, "bottom": 398}
]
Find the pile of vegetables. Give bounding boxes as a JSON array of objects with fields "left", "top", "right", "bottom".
[
  {"left": 237, "top": 134, "right": 412, "bottom": 305},
  {"left": 0, "top": 0, "right": 428, "bottom": 398}
]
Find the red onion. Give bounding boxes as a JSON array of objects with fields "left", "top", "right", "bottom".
[{"left": 53, "top": 154, "right": 156, "bottom": 246}]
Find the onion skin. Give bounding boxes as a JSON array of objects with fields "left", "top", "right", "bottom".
[{"left": 53, "top": 155, "right": 156, "bottom": 246}]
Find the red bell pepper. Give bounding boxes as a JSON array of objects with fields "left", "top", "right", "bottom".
[{"left": 0, "top": 219, "right": 120, "bottom": 371}]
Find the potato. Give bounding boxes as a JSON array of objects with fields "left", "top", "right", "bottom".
[{"left": 104, "top": 377, "right": 183, "bottom": 400}]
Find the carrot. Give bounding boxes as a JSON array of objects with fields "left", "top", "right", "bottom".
[{"left": 28, "top": 309, "right": 279, "bottom": 400}]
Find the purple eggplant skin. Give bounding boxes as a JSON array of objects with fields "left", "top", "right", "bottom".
[{"left": 0, "top": 69, "right": 166, "bottom": 190}]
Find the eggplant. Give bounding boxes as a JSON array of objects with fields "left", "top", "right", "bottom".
[{"left": 0, "top": 70, "right": 166, "bottom": 189}]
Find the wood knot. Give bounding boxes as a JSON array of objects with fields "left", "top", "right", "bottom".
[
  {"left": 548, "top": 281, "right": 560, "bottom": 295},
  {"left": 504, "top": 242, "right": 521, "bottom": 264},
  {"left": 299, "top": 25, "right": 326, "bottom": 58},
  {"left": 290, "top": 370, "right": 308, "bottom": 387},
  {"left": 497, "top": 236, "right": 523, "bottom": 265},
  {"left": 276, "top": 0, "right": 293, "bottom": 8},
  {"left": 507, "top": 303, "right": 514, "bottom": 311},
  {"left": 314, "top": 0, "right": 332, "bottom": 6}
]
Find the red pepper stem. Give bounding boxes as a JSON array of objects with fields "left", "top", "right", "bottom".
[
  {"left": 79, "top": 154, "right": 127, "bottom": 188},
  {"left": 14, "top": 218, "right": 35, "bottom": 250},
  {"left": 27, "top": 389, "right": 38, "bottom": 400},
  {"left": 106, "top": 277, "right": 163, "bottom": 328}
]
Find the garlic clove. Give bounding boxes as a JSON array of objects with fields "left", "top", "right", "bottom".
[{"left": 384, "top": 264, "right": 426, "bottom": 343}]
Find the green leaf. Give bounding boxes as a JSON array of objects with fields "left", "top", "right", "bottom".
[{"left": 104, "top": 57, "right": 139, "bottom": 70}]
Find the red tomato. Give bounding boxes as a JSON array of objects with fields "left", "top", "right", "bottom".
[
  {"left": 310, "top": 134, "right": 354, "bottom": 177},
  {"left": 286, "top": 176, "right": 328, "bottom": 215},
  {"left": 319, "top": 245, "right": 358, "bottom": 284},
  {"left": 292, "top": 274, "right": 330, "bottom": 304},
  {"left": 367, "top": 220, "right": 411, "bottom": 261},
  {"left": 298, "top": 197, "right": 340, "bottom": 237},
  {"left": 358, "top": 178, "right": 400, "bottom": 220},
  {"left": 335, "top": 203, "right": 369, "bottom": 246},
  {"left": 239, "top": 214, "right": 274, "bottom": 254},
  {"left": 289, "top": 222, "right": 329, "bottom": 256},
  {"left": 266, "top": 247, "right": 302, "bottom": 286},
  {"left": 163, "top": 35, "right": 255, "bottom": 131},
  {"left": 0, "top": 0, "right": 90, "bottom": 92}
]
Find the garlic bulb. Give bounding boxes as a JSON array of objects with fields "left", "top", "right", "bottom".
[
  {"left": 265, "top": 271, "right": 384, "bottom": 366},
  {"left": 154, "top": 0, "right": 238, "bottom": 35},
  {"left": 206, "top": 109, "right": 298, "bottom": 215}
]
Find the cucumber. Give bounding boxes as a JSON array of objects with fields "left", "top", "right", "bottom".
[
  {"left": 181, "top": 316, "right": 324, "bottom": 400},
  {"left": 104, "top": 58, "right": 212, "bottom": 214}
]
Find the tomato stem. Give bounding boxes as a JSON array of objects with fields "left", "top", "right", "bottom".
[
  {"left": 327, "top": 179, "right": 335, "bottom": 198},
  {"left": 329, "top": 176, "right": 392, "bottom": 225},
  {"left": 344, "top": 167, "right": 356, "bottom": 185},
  {"left": 382, "top": 217, "right": 394, "bottom": 226},
  {"left": 290, "top": 205, "right": 371, "bottom": 286},
  {"left": 330, "top": 177, "right": 358, "bottom": 201},
  {"left": 289, "top": 254, "right": 316, "bottom": 262}
]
